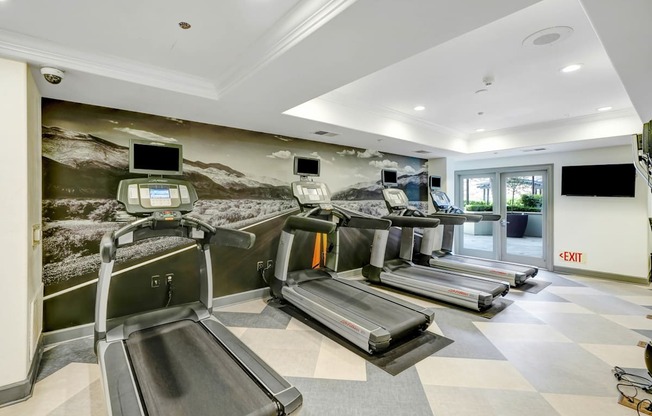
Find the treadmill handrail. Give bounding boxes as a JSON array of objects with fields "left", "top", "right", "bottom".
[
  {"left": 283, "top": 215, "right": 337, "bottom": 234},
  {"left": 101, "top": 214, "right": 255, "bottom": 263},
  {"left": 428, "top": 213, "right": 467, "bottom": 226},
  {"left": 383, "top": 214, "right": 440, "bottom": 229}
]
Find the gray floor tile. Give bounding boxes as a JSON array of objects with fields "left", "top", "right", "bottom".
[
  {"left": 492, "top": 341, "right": 616, "bottom": 396},
  {"left": 433, "top": 308, "right": 506, "bottom": 360},
  {"left": 289, "top": 364, "right": 433, "bottom": 416},
  {"left": 423, "top": 386, "right": 561, "bottom": 416},
  {"left": 532, "top": 312, "right": 644, "bottom": 345},
  {"left": 537, "top": 271, "right": 586, "bottom": 287},
  {"left": 556, "top": 294, "right": 652, "bottom": 315}
]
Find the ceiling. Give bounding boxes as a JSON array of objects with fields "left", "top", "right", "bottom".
[{"left": 0, "top": 0, "right": 649, "bottom": 160}]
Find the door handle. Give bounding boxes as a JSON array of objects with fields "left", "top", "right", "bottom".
[{"left": 500, "top": 220, "right": 509, "bottom": 226}]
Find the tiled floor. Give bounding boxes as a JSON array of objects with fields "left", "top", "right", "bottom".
[{"left": 3, "top": 271, "right": 652, "bottom": 415}]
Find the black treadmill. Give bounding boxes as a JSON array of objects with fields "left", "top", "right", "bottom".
[
  {"left": 362, "top": 169, "right": 509, "bottom": 311},
  {"left": 427, "top": 175, "right": 538, "bottom": 286},
  {"left": 95, "top": 177, "right": 301, "bottom": 416},
  {"left": 271, "top": 157, "right": 435, "bottom": 353}
]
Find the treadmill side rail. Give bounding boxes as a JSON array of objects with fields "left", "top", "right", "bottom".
[
  {"left": 98, "top": 341, "right": 145, "bottom": 416},
  {"left": 201, "top": 317, "right": 302, "bottom": 414}
]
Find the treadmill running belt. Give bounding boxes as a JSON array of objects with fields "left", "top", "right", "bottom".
[
  {"left": 388, "top": 262, "right": 506, "bottom": 297},
  {"left": 126, "top": 320, "right": 278, "bottom": 416},
  {"left": 297, "top": 279, "right": 427, "bottom": 339}
]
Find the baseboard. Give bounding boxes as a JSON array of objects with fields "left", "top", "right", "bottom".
[
  {"left": 211, "top": 287, "right": 270, "bottom": 308},
  {"left": 43, "top": 323, "right": 94, "bottom": 346},
  {"left": 43, "top": 287, "right": 272, "bottom": 346},
  {"left": 554, "top": 266, "right": 649, "bottom": 284},
  {"left": 0, "top": 335, "right": 43, "bottom": 408}
]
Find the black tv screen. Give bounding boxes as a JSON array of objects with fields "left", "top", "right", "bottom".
[
  {"left": 429, "top": 176, "right": 441, "bottom": 189},
  {"left": 294, "top": 157, "right": 320, "bottom": 176},
  {"left": 382, "top": 169, "right": 398, "bottom": 186},
  {"left": 561, "top": 164, "right": 636, "bottom": 197},
  {"left": 130, "top": 140, "right": 183, "bottom": 175}
]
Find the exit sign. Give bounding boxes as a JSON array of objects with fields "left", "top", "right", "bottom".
[{"left": 558, "top": 251, "right": 586, "bottom": 263}]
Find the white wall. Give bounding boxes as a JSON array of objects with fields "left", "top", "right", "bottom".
[
  {"left": 446, "top": 145, "right": 649, "bottom": 280},
  {"left": 0, "top": 58, "right": 42, "bottom": 387}
]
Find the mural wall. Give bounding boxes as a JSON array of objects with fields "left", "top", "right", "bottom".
[{"left": 42, "top": 98, "right": 428, "bottom": 331}]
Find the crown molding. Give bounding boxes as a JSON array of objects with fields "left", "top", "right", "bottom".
[
  {"left": 0, "top": 29, "right": 219, "bottom": 100},
  {"left": 213, "top": 0, "right": 359, "bottom": 99}
]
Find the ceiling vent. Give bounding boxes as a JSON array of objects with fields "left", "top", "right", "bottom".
[
  {"left": 414, "top": 150, "right": 431, "bottom": 154},
  {"left": 522, "top": 148, "right": 547, "bottom": 152},
  {"left": 522, "top": 26, "right": 573, "bottom": 47},
  {"left": 313, "top": 130, "right": 338, "bottom": 137}
]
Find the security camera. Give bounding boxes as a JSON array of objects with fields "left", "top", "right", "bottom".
[{"left": 40, "top": 67, "right": 65, "bottom": 85}]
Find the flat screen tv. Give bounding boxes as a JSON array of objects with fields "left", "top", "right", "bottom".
[
  {"left": 294, "top": 157, "right": 320, "bottom": 177},
  {"left": 381, "top": 169, "right": 398, "bottom": 186},
  {"left": 561, "top": 164, "right": 636, "bottom": 197},
  {"left": 429, "top": 175, "right": 441, "bottom": 189},
  {"left": 129, "top": 140, "right": 183, "bottom": 176}
]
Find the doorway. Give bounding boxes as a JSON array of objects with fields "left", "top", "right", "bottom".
[{"left": 455, "top": 166, "right": 552, "bottom": 269}]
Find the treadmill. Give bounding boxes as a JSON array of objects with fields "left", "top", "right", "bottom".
[
  {"left": 361, "top": 169, "right": 509, "bottom": 311},
  {"left": 427, "top": 175, "right": 538, "bottom": 286},
  {"left": 95, "top": 177, "right": 302, "bottom": 416},
  {"left": 271, "top": 157, "right": 434, "bottom": 353}
]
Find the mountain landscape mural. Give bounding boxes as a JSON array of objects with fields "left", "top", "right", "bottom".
[{"left": 41, "top": 98, "right": 428, "bottom": 331}]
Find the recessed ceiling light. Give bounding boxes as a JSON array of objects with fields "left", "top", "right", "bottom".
[
  {"left": 414, "top": 105, "right": 425, "bottom": 111},
  {"left": 560, "top": 64, "right": 582, "bottom": 73},
  {"left": 522, "top": 26, "right": 574, "bottom": 47},
  {"left": 475, "top": 128, "right": 485, "bottom": 132},
  {"left": 597, "top": 106, "right": 612, "bottom": 112},
  {"left": 178, "top": 21, "right": 191, "bottom": 29}
]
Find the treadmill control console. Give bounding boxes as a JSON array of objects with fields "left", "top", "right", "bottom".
[
  {"left": 382, "top": 188, "right": 409, "bottom": 210},
  {"left": 292, "top": 181, "right": 332, "bottom": 207},
  {"left": 117, "top": 177, "right": 198, "bottom": 216}
]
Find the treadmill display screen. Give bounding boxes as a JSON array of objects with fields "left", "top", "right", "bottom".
[
  {"left": 294, "top": 157, "right": 320, "bottom": 176},
  {"left": 149, "top": 188, "right": 171, "bottom": 199},
  {"left": 382, "top": 169, "right": 398, "bottom": 186}
]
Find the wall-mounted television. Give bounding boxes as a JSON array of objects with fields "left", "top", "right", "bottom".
[
  {"left": 129, "top": 140, "right": 183, "bottom": 176},
  {"left": 294, "top": 157, "right": 320, "bottom": 177},
  {"left": 561, "top": 164, "right": 636, "bottom": 197},
  {"left": 429, "top": 175, "right": 441, "bottom": 189}
]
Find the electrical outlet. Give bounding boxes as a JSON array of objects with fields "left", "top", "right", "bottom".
[
  {"left": 267, "top": 260, "right": 273, "bottom": 269},
  {"left": 257, "top": 261, "right": 264, "bottom": 271},
  {"left": 151, "top": 275, "right": 161, "bottom": 288},
  {"left": 166, "top": 273, "right": 174, "bottom": 283}
]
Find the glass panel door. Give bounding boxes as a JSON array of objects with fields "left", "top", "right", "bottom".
[
  {"left": 456, "top": 174, "right": 497, "bottom": 259},
  {"left": 500, "top": 171, "right": 547, "bottom": 268}
]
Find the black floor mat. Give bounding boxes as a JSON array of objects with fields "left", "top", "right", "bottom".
[
  {"left": 515, "top": 280, "right": 552, "bottom": 294},
  {"left": 271, "top": 300, "right": 453, "bottom": 376},
  {"left": 478, "top": 298, "right": 514, "bottom": 319}
]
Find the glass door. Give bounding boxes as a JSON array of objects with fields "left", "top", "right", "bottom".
[
  {"left": 500, "top": 171, "right": 547, "bottom": 268},
  {"left": 456, "top": 174, "right": 498, "bottom": 260}
]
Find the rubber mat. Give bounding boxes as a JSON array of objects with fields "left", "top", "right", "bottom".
[
  {"left": 514, "top": 280, "right": 552, "bottom": 294},
  {"left": 273, "top": 300, "right": 454, "bottom": 376}
]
